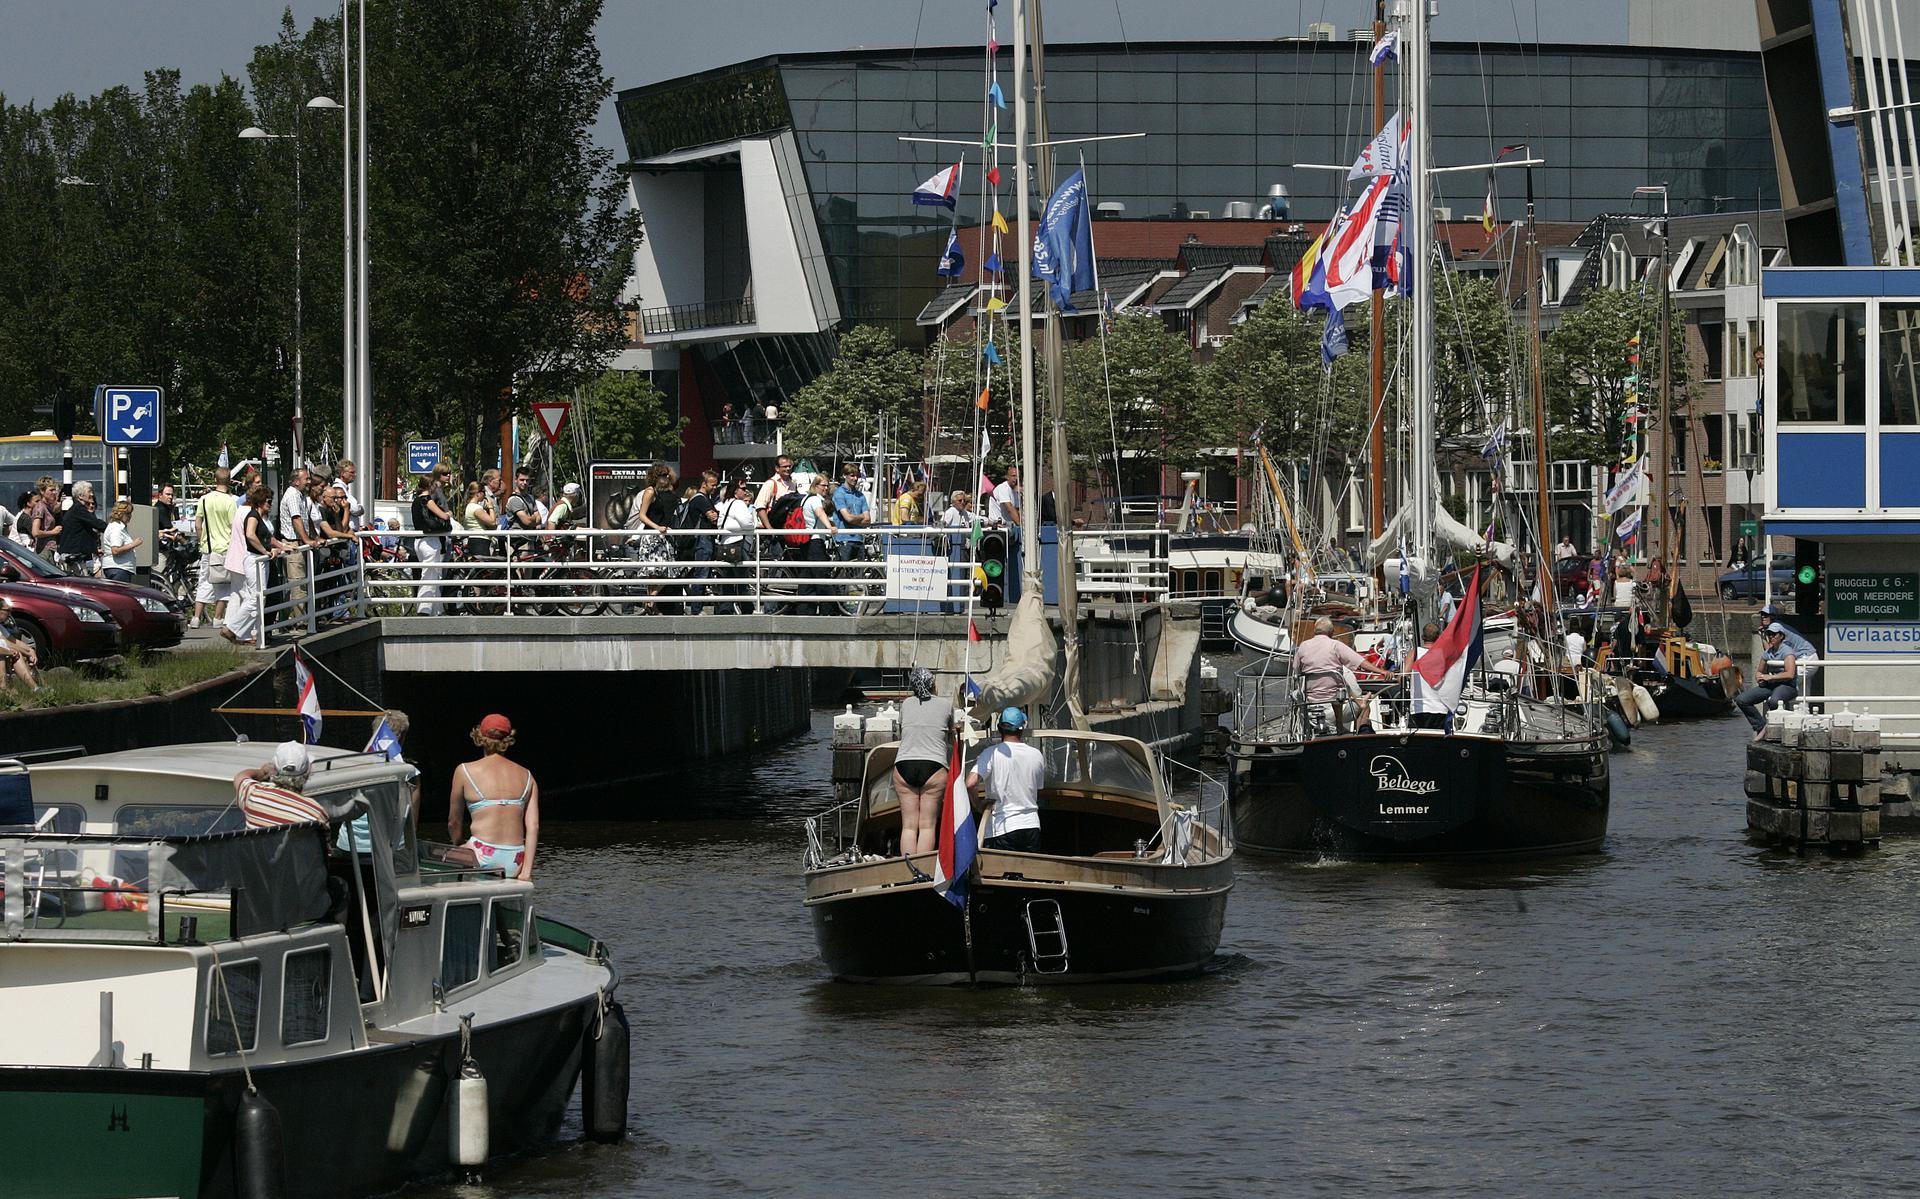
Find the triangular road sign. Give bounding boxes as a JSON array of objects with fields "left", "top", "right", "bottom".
[{"left": 532, "top": 401, "right": 571, "bottom": 446}]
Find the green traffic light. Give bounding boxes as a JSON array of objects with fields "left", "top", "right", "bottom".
[
  {"left": 1797, "top": 565, "right": 1817, "bottom": 585},
  {"left": 984, "top": 560, "right": 1003, "bottom": 578}
]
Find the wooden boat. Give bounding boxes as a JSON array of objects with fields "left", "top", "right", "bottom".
[
  {"left": 0, "top": 743, "right": 626, "bottom": 1199},
  {"left": 805, "top": 730, "right": 1232, "bottom": 984}
]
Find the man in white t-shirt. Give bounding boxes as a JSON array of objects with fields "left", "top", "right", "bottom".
[
  {"left": 331, "top": 459, "right": 367, "bottom": 530},
  {"left": 988, "top": 464, "right": 1022, "bottom": 528},
  {"left": 966, "top": 707, "right": 1045, "bottom": 852}
]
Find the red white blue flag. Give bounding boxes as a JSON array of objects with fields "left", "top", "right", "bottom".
[
  {"left": 930, "top": 739, "right": 976, "bottom": 908},
  {"left": 912, "top": 163, "right": 963, "bottom": 210},
  {"left": 1414, "top": 565, "right": 1485, "bottom": 718},
  {"left": 293, "top": 650, "right": 322, "bottom": 744}
]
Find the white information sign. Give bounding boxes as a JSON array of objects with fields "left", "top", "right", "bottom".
[
  {"left": 885, "top": 553, "right": 948, "bottom": 602},
  {"left": 1827, "top": 622, "right": 1920, "bottom": 655}
]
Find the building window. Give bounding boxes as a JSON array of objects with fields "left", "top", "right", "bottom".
[
  {"left": 207, "top": 959, "right": 261, "bottom": 1056},
  {"left": 282, "top": 948, "right": 332, "bottom": 1047},
  {"left": 1603, "top": 234, "right": 1632, "bottom": 291},
  {"left": 1879, "top": 302, "right": 1920, "bottom": 426},
  {"left": 1727, "top": 225, "right": 1757, "bottom": 288},
  {"left": 1700, "top": 321, "right": 1724, "bottom": 380},
  {"left": 1727, "top": 320, "right": 1753, "bottom": 378},
  {"left": 1701, "top": 505, "right": 1724, "bottom": 565},
  {"left": 1669, "top": 414, "right": 1688, "bottom": 473},
  {"left": 1702, "top": 413, "right": 1725, "bottom": 471},
  {"left": 1776, "top": 302, "right": 1867, "bottom": 424}
]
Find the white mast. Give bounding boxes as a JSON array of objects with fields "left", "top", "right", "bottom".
[
  {"left": 1011, "top": 0, "right": 1042, "bottom": 580},
  {"left": 1404, "top": 0, "right": 1433, "bottom": 566}
]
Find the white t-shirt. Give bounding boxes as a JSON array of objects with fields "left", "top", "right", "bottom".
[
  {"left": 989, "top": 480, "right": 1020, "bottom": 525},
  {"left": 331, "top": 478, "right": 365, "bottom": 529},
  {"left": 975, "top": 739, "right": 1044, "bottom": 838},
  {"left": 941, "top": 505, "right": 970, "bottom": 528},
  {"left": 716, "top": 498, "right": 757, "bottom": 543},
  {"left": 802, "top": 493, "right": 833, "bottom": 539},
  {"left": 277, "top": 486, "right": 308, "bottom": 540},
  {"left": 103, "top": 520, "right": 135, "bottom": 569},
  {"left": 1564, "top": 631, "right": 1588, "bottom": 664},
  {"left": 1612, "top": 578, "right": 1637, "bottom": 607},
  {"left": 1410, "top": 645, "right": 1452, "bottom": 715},
  {"left": 754, "top": 475, "right": 795, "bottom": 518}
]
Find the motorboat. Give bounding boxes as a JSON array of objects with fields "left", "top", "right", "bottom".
[
  {"left": 0, "top": 743, "right": 627, "bottom": 1199},
  {"left": 804, "top": 729, "right": 1232, "bottom": 984}
]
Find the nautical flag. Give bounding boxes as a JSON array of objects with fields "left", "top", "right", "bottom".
[
  {"left": 1325, "top": 176, "right": 1392, "bottom": 311},
  {"left": 1291, "top": 229, "right": 1330, "bottom": 312},
  {"left": 987, "top": 80, "right": 1006, "bottom": 109},
  {"left": 1605, "top": 458, "right": 1645, "bottom": 514},
  {"left": 365, "top": 716, "right": 404, "bottom": 763},
  {"left": 963, "top": 674, "right": 982, "bottom": 700},
  {"left": 913, "top": 163, "right": 963, "bottom": 210},
  {"left": 1398, "top": 540, "right": 1411, "bottom": 595},
  {"left": 976, "top": 384, "right": 992, "bottom": 410},
  {"left": 1616, "top": 508, "right": 1643, "bottom": 541},
  {"left": 1370, "top": 29, "right": 1400, "bottom": 66},
  {"left": 937, "top": 229, "right": 966, "bottom": 278},
  {"left": 988, "top": 35, "right": 999, "bottom": 53},
  {"left": 968, "top": 619, "right": 982, "bottom": 643},
  {"left": 985, "top": 295, "right": 1007, "bottom": 313},
  {"left": 1349, "top": 112, "right": 1406, "bottom": 181},
  {"left": 984, "top": 122, "right": 997, "bottom": 151},
  {"left": 986, "top": 166, "right": 1001, "bottom": 188},
  {"left": 982, "top": 341, "right": 1002, "bottom": 366},
  {"left": 1414, "top": 565, "right": 1486, "bottom": 718},
  {"left": 1481, "top": 422, "right": 1507, "bottom": 460},
  {"left": 929, "top": 740, "right": 976, "bottom": 908},
  {"left": 1032, "top": 169, "right": 1094, "bottom": 312},
  {"left": 218, "top": 443, "right": 230, "bottom": 470},
  {"left": 984, "top": 251, "right": 1003, "bottom": 274},
  {"left": 293, "top": 651, "right": 322, "bottom": 744},
  {"left": 991, "top": 209, "right": 1009, "bottom": 235},
  {"left": 1371, "top": 177, "right": 1407, "bottom": 292},
  {"left": 1481, "top": 175, "right": 1497, "bottom": 233},
  {"left": 1321, "top": 307, "right": 1348, "bottom": 367}
]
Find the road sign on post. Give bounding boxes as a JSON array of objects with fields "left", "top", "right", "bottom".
[
  {"left": 532, "top": 402, "right": 571, "bottom": 447},
  {"left": 94, "top": 385, "right": 164, "bottom": 447},
  {"left": 406, "top": 440, "right": 441, "bottom": 474}
]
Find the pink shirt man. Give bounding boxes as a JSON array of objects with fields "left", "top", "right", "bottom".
[{"left": 1294, "top": 622, "right": 1374, "bottom": 703}]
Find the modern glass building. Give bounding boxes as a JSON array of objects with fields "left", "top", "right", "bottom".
[{"left": 617, "top": 38, "right": 1777, "bottom": 339}]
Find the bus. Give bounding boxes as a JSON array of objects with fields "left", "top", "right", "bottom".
[{"left": 0, "top": 435, "right": 123, "bottom": 510}]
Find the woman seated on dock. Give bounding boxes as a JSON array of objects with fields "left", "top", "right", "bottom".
[{"left": 448, "top": 713, "right": 541, "bottom": 881}]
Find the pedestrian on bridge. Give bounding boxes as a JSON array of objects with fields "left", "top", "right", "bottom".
[{"left": 412, "top": 467, "right": 456, "bottom": 617}]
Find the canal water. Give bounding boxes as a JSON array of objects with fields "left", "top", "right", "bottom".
[{"left": 417, "top": 703, "right": 1920, "bottom": 1198}]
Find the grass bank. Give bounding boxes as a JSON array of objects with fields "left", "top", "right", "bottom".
[{"left": 0, "top": 647, "right": 252, "bottom": 712}]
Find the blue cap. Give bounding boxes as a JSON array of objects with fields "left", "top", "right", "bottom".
[{"left": 999, "top": 707, "right": 1028, "bottom": 730}]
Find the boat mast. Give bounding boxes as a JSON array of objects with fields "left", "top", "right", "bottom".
[
  {"left": 1027, "top": 0, "right": 1090, "bottom": 730},
  {"left": 1526, "top": 162, "right": 1554, "bottom": 621},
  {"left": 1011, "top": 0, "right": 1043, "bottom": 590},
  {"left": 1654, "top": 195, "right": 1672, "bottom": 626},
  {"left": 1405, "top": 0, "right": 1433, "bottom": 567},
  {"left": 1368, "top": 0, "right": 1389, "bottom": 551}
]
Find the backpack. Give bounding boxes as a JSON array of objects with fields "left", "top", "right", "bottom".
[
  {"left": 412, "top": 492, "right": 450, "bottom": 535},
  {"left": 768, "top": 492, "right": 807, "bottom": 547}
]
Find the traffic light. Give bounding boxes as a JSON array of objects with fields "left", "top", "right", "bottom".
[{"left": 977, "top": 529, "right": 1009, "bottom": 610}]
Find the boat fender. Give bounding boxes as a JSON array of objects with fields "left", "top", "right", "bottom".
[
  {"left": 384, "top": 1050, "right": 447, "bottom": 1159},
  {"left": 1609, "top": 677, "right": 1643, "bottom": 726},
  {"left": 582, "top": 995, "right": 631, "bottom": 1143},
  {"left": 1631, "top": 683, "right": 1660, "bottom": 724},
  {"left": 1605, "top": 708, "right": 1632, "bottom": 749},
  {"left": 235, "top": 1087, "right": 287, "bottom": 1199},
  {"left": 451, "top": 1015, "right": 488, "bottom": 1173}
]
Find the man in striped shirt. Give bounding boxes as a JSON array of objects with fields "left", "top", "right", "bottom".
[{"left": 232, "top": 742, "right": 328, "bottom": 828}]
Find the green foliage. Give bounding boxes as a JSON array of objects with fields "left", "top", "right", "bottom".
[
  {"left": 1059, "top": 313, "right": 1231, "bottom": 486},
  {"left": 0, "top": 646, "right": 249, "bottom": 712},
  {"left": 786, "top": 324, "right": 926, "bottom": 460},
  {"left": 577, "top": 370, "right": 680, "bottom": 461},
  {"left": 1544, "top": 283, "right": 1692, "bottom": 466},
  {"left": 1202, "top": 297, "right": 1369, "bottom": 468}
]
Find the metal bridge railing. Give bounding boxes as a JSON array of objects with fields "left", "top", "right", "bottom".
[{"left": 235, "top": 527, "right": 1171, "bottom": 637}]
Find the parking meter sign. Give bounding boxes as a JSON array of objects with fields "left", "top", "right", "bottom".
[
  {"left": 406, "top": 440, "right": 441, "bottom": 474},
  {"left": 94, "top": 385, "right": 164, "bottom": 447}
]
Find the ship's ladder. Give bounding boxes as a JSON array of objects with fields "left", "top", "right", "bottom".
[{"left": 1023, "top": 899, "right": 1070, "bottom": 974}]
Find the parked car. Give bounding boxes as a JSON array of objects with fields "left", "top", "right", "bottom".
[
  {"left": 1716, "top": 552, "right": 1798, "bottom": 601},
  {"left": 0, "top": 541, "right": 185, "bottom": 650},
  {"left": 1553, "top": 556, "right": 1592, "bottom": 599},
  {"left": 0, "top": 580, "right": 121, "bottom": 664}
]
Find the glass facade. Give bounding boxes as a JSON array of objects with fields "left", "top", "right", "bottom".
[{"left": 619, "top": 41, "right": 1779, "bottom": 335}]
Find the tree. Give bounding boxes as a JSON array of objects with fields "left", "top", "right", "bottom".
[
  {"left": 577, "top": 370, "right": 679, "bottom": 461},
  {"left": 785, "top": 324, "right": 925, "bottom": 462},
  {"left": 1061, "top": 313, "right": 1229, "bottom": 491},
  {"left": 366, "top": 0, "right": 640, "bottom": 476},
  {"left": 1544, "top": 282, "right": 1692, "bottom": 466},
  {"left": 1203, "top": 297, "right": 1370, "bottom": 471}
]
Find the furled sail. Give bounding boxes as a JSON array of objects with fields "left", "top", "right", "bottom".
[{"left": 967, "top": 590, "right": 1058, "bottom": 719}]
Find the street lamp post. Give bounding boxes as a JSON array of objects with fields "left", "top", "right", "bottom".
[{"left": 241, "top": 97, "right": 340, "bottom": 469}]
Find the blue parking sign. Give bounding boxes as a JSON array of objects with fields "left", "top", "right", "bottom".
[
  {"left": 406, "top": 440, "right": 441, "bottom": 474},
  {"left": 95, "top": 385, "right": 164, "bottom": 447}
]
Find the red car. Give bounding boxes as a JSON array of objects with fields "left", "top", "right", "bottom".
[
  {"left": 0, "top": 580, "right": 121, "bottom": 663},
  {"left": 0, "top": 542, "right": 185, "bottom": 650}
]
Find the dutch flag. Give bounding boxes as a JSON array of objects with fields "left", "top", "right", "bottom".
[
  {"left": 294, "top": 651, "right": 322, "bottom": 745},
  {"left": 929, "top": 740, "right": 976, "bottom": 909},
  {"left": 1413, "top": 565, "right": 1486, "bottom": 723}
]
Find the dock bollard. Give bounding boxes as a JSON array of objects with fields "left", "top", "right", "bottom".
[
  {"left": 235, "top": 1087, "right": 287, "bottom": 1199},
  {"left": 582, "top": 997, "right": 631, "bottom": 1142},
  {"left": 450, "top": 1014, "right": 488, "bottom": 1176}
]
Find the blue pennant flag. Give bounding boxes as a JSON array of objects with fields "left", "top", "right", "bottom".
[
  {"left": 365, "top": 716, "right": 404, "bottom": 763},
  {"left": 987, "top": 80, "right": 1006, "bottom": 110},
  {"left": 983, "top": 341, "right": 1003, "bottom": 366},
  {"left": 937, "top": 228, "right": 966, "bottom": 278},
  {"left": 1321, "top": 307, "right": 1348, "bottom": 368},
  {"left": 1031, "top": 168, "right": 1093, "bottom": 313},
  {"left": 984, "top": 251, "right": 1003, "bottom": 275},
  {"left": 963, "top": 674, "right": 983, "bottom": 700}
]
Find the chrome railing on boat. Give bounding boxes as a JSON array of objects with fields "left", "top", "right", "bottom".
[
  {"left": 803, "top": 797, "right": 865, "bottom": 871},
  {"left": 1157, "top": 759, "right": 1234, "bottom": 865}
]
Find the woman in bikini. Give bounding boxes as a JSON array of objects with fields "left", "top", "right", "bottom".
[
  {"left": 447, "top": 712, "right": 541, "bottom": 881},
  {"left": 892, "top": 666, "right": 953, "bottom": 858}
]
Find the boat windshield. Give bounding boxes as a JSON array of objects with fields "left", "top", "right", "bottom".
[{"left": 1033, "top": 735, "right": 1157, "bottom": 798}]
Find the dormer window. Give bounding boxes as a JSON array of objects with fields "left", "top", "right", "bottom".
[
  {"left": 1602, "top": 234, "right": 1632, "bottom": 291},
  {"left": 1727, "top": 224, "right": 1757, "bottom": 287}
]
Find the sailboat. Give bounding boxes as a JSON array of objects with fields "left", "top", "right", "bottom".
[
  {"left": 1226, "top": 0, "right": 1610, "bottom": 860},
  {"left": 802, "top": 0, "right": 1234, "bottom": 983}
]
